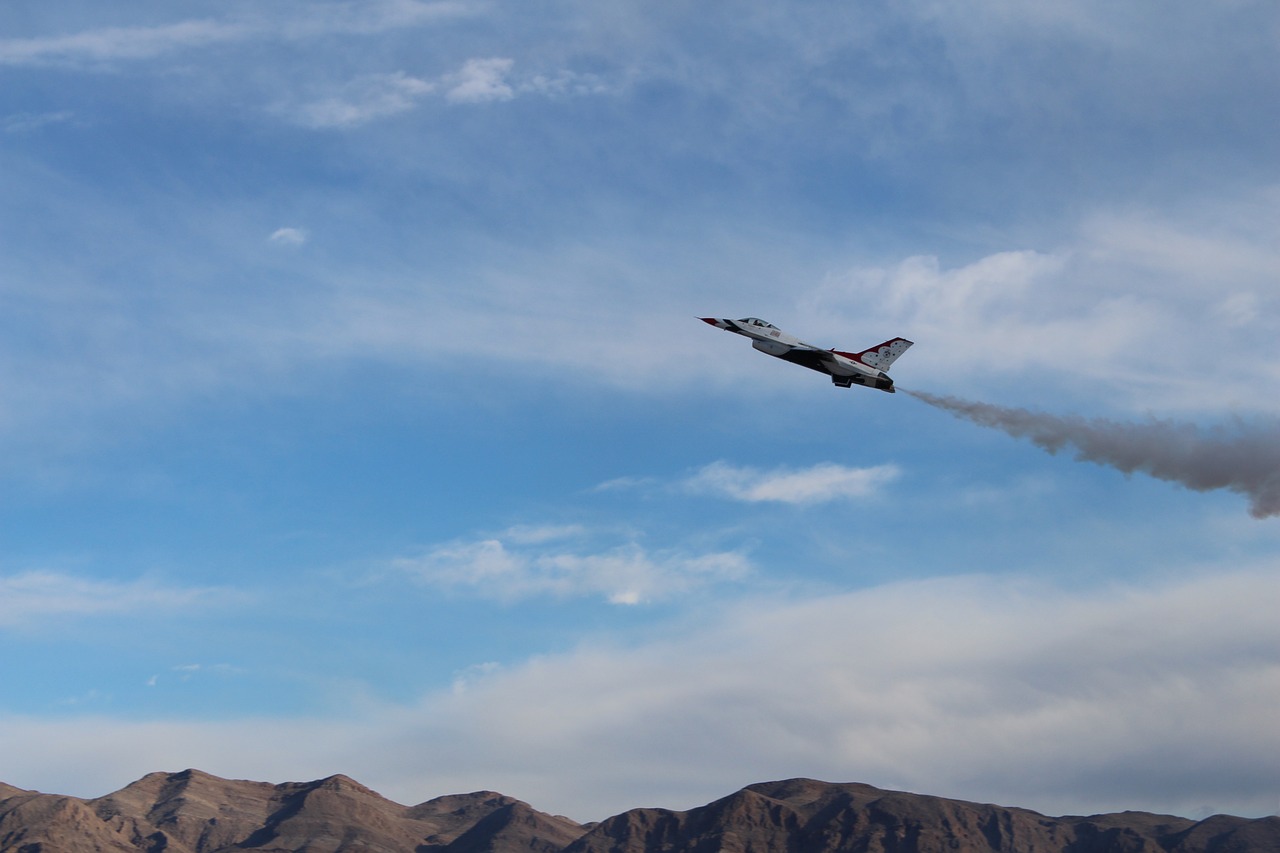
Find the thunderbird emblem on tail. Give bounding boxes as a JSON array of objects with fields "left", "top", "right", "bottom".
[{"left": 700, "top": 317, "right": 912, "bottom": 392}]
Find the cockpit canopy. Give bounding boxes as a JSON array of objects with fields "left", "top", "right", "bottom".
[{"left": 738, "top": 317, "right": 778, "bottom": 330}]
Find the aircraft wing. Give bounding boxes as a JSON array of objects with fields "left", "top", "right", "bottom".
[
  {"left": 776, "top": 345, "right": 840, "bottom": 372},
  {"left": 795, "top": 344, "right": 841, "bottom": 362}
]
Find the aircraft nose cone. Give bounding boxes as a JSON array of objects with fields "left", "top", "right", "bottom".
[{"left": 700, "top": 317, "right": 728, "bottom": 328}]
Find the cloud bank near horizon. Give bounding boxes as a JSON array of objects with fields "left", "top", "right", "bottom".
[{"left": 2, "top": 564, "right": 1277, "bottom": 822}]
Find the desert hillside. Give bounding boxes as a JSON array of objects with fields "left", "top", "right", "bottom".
[{"left": 2, "top": 771, "right": 1277, "bottom": 852}]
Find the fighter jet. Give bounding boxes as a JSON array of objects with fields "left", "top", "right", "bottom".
[{"left": 700, "top": 317, "right": 912, "bottom": 392}]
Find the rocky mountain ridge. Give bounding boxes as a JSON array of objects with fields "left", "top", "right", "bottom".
[{"left": 2, "top": 771, "right": 1277, "bottom": 853}]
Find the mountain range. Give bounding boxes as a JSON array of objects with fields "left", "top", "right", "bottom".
[{"left": 2, "top": 770, "right": 1277, "bottom": 853}]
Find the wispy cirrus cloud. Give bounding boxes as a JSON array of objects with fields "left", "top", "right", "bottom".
[
  {"left": 0, "top": 571, "right": 234, "bottom": 629},
  {"left": 498, "top": 524, "right": 587, "bottom": 545},
  {"left": 288, "top": 72, "right": 439, "bottom": 128},
  {"left": 0, "top": 2, "right": 470, "bottom": 67},
  {"left": 3, "top": 111, "right": 76, "bottom": 134},
  {"left": 287, "top": 59, "right": 612, "bottom": 127},
  {"left": 149, "top": 663, "right": 247, "bottom": 689},
  {"left": 681, "top": 461, "right": 901, "bottom": 505},
  {"left": 393, "top": 527, "right": 750, "bottom": 605},
  {"left": 0, "top": 19, "right": 250, "bottom": 66}
]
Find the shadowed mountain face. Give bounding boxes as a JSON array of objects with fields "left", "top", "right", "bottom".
[{"left": 3, "top": 773, "right": 1278, "bottom": 853}]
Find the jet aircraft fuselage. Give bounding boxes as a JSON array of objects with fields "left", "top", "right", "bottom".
[{"left": 700, "top": 317, "right": 912, "bottom": 392}]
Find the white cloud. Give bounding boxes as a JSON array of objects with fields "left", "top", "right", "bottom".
[
  {"left": 591, "top": 475, "right": 657, "bottom": 493},
  {"left": 286, "top": 58, "right": 610, "bottom": 128},
  {"left": 803, "top": 250, "right": 1103, "bottom": 383},
  {"left": 801, "top": 193, "right": 1280, "bottom": 412},
  {"left": 279, "top": 0, "right": 473, "bottom": 39},
  {"left": 683, "top": 461, "right": 901, "bottom": 504},
  {"left": 393, "top": 533, "right": 750, "bottom": 605},
  {"left": 1215, "top": 292, "right": 1259, "bottom": 328},
  {"left": 290, "top": 72, "right": 437, "bottom": 128},
  {"left": 445, "top": 58, "right": 516, "bottom": 103},
  {"left": 3, "top": 186, "right": 1273, "bottom": 459},
  {"left": 268, "top": 227, "right": 308, "bottom": 246},
  {"left": 222, "top": 188, "right": 1276, "bottom": 408},
  {"left": 3, "top": 565, "right": 1278, "bottom": 821},
  {"left": 450, "top": 661, "right": 502, "bottom": 694},
  {"left": 498, "top": 524, "right": 586, "bottom": 545},
  {"left": 0, "top": 20, "right": 250, "bottom": 66},
  {"left": 0, "top": 571, "right": 230, "bottom": 629},
  {"left": 379, "top": 565, "right": 1280, "bottom": 821}
]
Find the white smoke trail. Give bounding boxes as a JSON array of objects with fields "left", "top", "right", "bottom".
[{"left": 906, "top": 391, "right": 1280, "bottom": 518}]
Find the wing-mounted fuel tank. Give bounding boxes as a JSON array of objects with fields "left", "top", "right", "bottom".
[{"left": 752, "top": 339, "right": 792, "bottom": 356}]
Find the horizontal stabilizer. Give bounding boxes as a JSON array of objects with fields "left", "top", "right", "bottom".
[{"left": 848, "top": 337, "right": 912, "bottom": 370}]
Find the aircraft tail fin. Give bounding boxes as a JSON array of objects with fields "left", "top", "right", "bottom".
[{"left": 838, "top": 337, "right": 913, "bottom": 370}]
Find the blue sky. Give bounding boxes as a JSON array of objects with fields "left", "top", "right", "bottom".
[{"left": 2, "top": 0, "right": 1279, "bottom": 823}]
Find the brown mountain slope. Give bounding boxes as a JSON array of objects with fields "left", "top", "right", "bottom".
[
  {"left": 92, "top": 768, "right": 280, "bottom": 852},
  {"left": 0, "top": 769, "right": 585, "bottom": 853},
  {"left": 564, "top": 778, "right": 1280, "bottom": 853},
  {"left": 3, "top": 774, "right": 1279, "bottom": 853},
  {"left": 0, "top": 788, "right": 139, "bottom": 853},
  {"left": 408, "top": 792, "right": 586, "bottom": 853}
]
